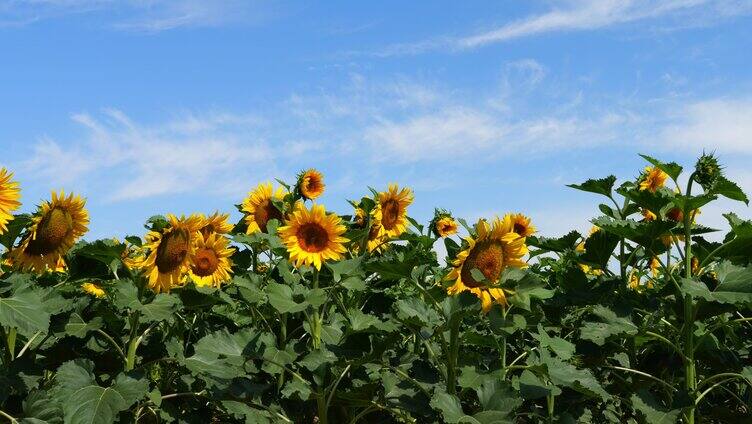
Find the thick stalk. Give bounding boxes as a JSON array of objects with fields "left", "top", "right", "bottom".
[
  {"left": 125, "top": 312, "right": 141, "bottom": 371},
  {"left": 683, "top": 173, "right": 697, "bottom": 424},
  {"left": 310, "top": 269, "right": 327, "bottom": 424},
  {"left": 546, "top": 388, "right": 555, "bottom": 423},
  {"left": 6, "top": 328, "right": 16, "bottom": 360},
  {"left": 500, "top": 309, "right": 508, "bottom": 380},
  {"left": 277, "top": 313, "right": 288, "bottom": 391},
  {"left": 446, "top": 316, "right": 461, "bottom": 395}
]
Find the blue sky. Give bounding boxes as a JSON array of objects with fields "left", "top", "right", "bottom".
[{"left": 1, "top": 0, "right": 751, "bottom": 240}]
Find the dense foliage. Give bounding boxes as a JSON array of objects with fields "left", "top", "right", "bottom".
[{"left": 0, "top": 154, "right": 751, "bottom": 423}]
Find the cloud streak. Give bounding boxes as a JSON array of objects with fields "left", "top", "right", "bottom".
[{"left": 375, "top": 0, "right": 752, "bottom": 56}]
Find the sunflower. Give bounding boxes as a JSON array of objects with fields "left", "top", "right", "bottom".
[
  {"left": 188, "top": 232, "right": 234, "bottom": 288},
  {"left": 0, "top": 168, "right": 21, "bottom": 234},
  {"left": 638, "top": 166, "right": 668, "bottom": 193},
  {"left": 434, "top": 217, "right": 458, "bottom": 238},
  {"left": 241, "top": 182, "right": 286, "bottom": 234},
  {"left": 374, "top": 184, "right": 414, "bottom": 239},
  {"left": 446, "top": 217, "right": 528, "bottom": 313},
  {"left": 278, "top": 203, "right": 348, "bottom": 270},
  {"left": 506, "top": 213, "right": 536, "bottom": 237},
  {"left": 200, "top": 212, "right": 233, "bottom": 237},
  {"left": 81, "top": 282, "right": 106, "bottom": 298},
  {"left": 353, "top": 207, "right": 367, "bottom": 228},
  {"left": 298, "top": 169, "right": 325, "bottom": 201},
  {"left": 141, "top": 214, "right": 203, "bottom": 293},
  {"left": 649, "top": 257, "right": 661, "bottom": 277},
  {"left": 11, "top": 191, "right": 89, "bottom": 273}
]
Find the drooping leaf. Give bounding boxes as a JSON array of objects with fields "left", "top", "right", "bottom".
[
  {"left": 630, "top": 390, "right": 680, "bottom": 423},
  {"left": 0, "top": 287, "right": 50, "bottom": 336},
  {"left": 567, "top": 176, "right": 617, "bottom": 197}
]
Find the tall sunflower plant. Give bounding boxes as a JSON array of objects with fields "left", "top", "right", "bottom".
[{"left": 1, "top": 159, "right": 751, "bottom": 423}]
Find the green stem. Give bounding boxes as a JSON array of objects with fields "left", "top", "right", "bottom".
[
  {"left": 500, "top": 309, "right": 508, "bottom": 380},
  {"left": 446, "top": 316, "right": 461, "bottom": 395},
  {"left": 6, "top": 327, "right": 17, "bottom": 360},
  {"left": 125, "top": 312, "right": 141, "bottom": 371},
  {"left": 683, "top": 172, "right": 697, "bottom": 424},
  {"left": 277, "top": 313, "right": 288, "bottom": 392},
  {"left": 0, "top": 408, "right": 18, "bottom": 424},
  {"left": 546, "top": 387, "right": 555, "bottom": 423}
]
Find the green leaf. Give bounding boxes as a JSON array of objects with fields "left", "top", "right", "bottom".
[
  {"left": 430, "top": 392, "right": 465, "bottom": 424},
  {"left": 63, "top": 313, "right": 103, "bottom": 339},
  {"left": 0, "top": 287, "right": 50, "bottom": 336},
  {"left": 395, "top": 297, "right": 443, "bottom": 330},
  {"left": 580, "top": 306, "right": 638, "bottom": 346},
  {"left": 536, "top": 324, "right": 575, "bottom": 360},
  {"left": 51, "top": 359, "right": 148, "bottom": 424},
  {"left": 591, "top": 217, "right": 676, "bottom": 249},
  {"left": 347, "top": 309, "right": 397, "bottom": 333},
  {"left": 518, "top": 370, "right": 560, "bottom": 400},
  {"left": 266, "top": 283, "right": 308, "bottom": 314},
  {"left": 0, "top": 213, "right": 31, "bottom": 250},
  {"left": 581, "top": 228, "right": 620, "bottom": 268},
  {"left": 184, "top": 329, "right": 263, "bottom": 380},
  {"left": 640, "top": 154, "right": 682, "bottom": 182},
  {"left": 503, "top": 269, "right": 553, "bottom": 311},
  {"left": 72, "top": 239, "right": 125, "bottom": 275},
  {"left": 139, "top": 294, "right": 181, "bottom": 323},
  {"left": 281, "top": 379, "right": 311, "bottom": 400},
  {"left": 327, "top": 257, "right": 363, "bottom": 282},
  {"left": 222, "top": 400, "right": 273, "bottom": 424},
  {"left": 542, "top": 353, "right": 609, "bottom": 400},
  {"left": 710, "top": 176, "right": 749, "bottom": 205},
  {"left": 21, "top": 390, "right": 63, "bottom": 424},
  {"left": 680, "top": 262, "right": 752, "bottom": 305},
  {"left": 527, "top": 231, "right": 581, "bottom": 253},
  {"left": 567, "top": 175, "right": 617, "bottom": 197},
  {"left": 630, "top": 390, "right": 680, "bottom": 423}
]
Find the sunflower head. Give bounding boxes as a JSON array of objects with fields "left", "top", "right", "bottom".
[
  {"left": 446, "top": 217, "right": 528, "bottom": 313},
  {"left": 641, "top": 208, "right": 657, "bottom": 221},
  {"left": 278, "top": 203, "right": 348, "bottom": 270},
  {"left": 297, "top": 169, "right": 325, "bottom": 201},
  {"left": 200, "top": 212, "right": 233, "bottom": 237},
  {"left": 430, "top": 210, "right": 458, "bottom": 238},
  {"left": 142, "top": 214, "right": 203, "bottom": 293},
  {"left": 650, "top": 257, "right": 661, "bottom": 277},
  {"left": 638, "top": 166, "right": 668, "bottom": 193},
  {"left": 241, "top": 182, "right": 286, "bottom": 234},
  {"left": 189, "top": 232, "right": 234, "bottom": 288},
  {"left": 695, "top": 152, "right": 722, "bottom": 190},
  {"left": 506, "top": 213, "right": 536, "bottom": 238},
  {"left": 374, "top": 184, "right": 414, "bottom": 239},
  {"left": 11, "top": 191, "right": 89, "bottom": 273},
  {"left": 81, "top": 282, "right": 106, "bottom": 298},
  {"left": 0, "top": 168, "right": 21, "bottom": 235}
]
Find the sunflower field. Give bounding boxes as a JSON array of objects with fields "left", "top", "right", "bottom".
[{"left": 0, "top": 154, "right": 751, "bottom": 424}]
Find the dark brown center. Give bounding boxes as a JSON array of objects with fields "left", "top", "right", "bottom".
[
  {"left": 192, "top": 248, "right": 219, "bottom": 277},
  {"left": 381, "top": 199, "right": 401, "bottom": 230},
  {"left": 296, "top": 223, "right": 329, "bottom": 252},
  {"left": 255, "top": 200, "right": 282, "bottom": 232},
  {"left": 24, "top": 208, "right": 72, "bottom": 255},
  {"left": 460, "top": 241, "right": 505, "bottom": 288},
  {"left": 155, "top": 229, "right": 189, "bottom": 273}
]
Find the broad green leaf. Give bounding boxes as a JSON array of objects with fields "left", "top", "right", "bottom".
[
  {"left": 63, "top": 313, "right": 103, "bottom": 339},
  {"left": 266, "top": 283, "right": 307, "bottom": 314},
  {"left": 710, "top": 176, "right": 749, "bottom": 205},
  {"left": 430, "top": 392, "right": 465, "bottom": 424},
  {"left": 517, "top": 370, "right": 560, "bottom": 400},
  {"left": 0, "top": 213, "right": 31, "bottom": 250},
  {"left": 327, "top": 257, "right": 363, "bottom": 282},
  {"left": 51, "top": 360, "right": 148, "bottom": 424},
  {"left": 542, "top": 352, "right": 609, "bottom": 400},
  {"left": 0, "top": 287, "right": 50, "bottom": 336},
  {"left": 222, "top": 400, "right": 273, "bottom": 424},
  {"left": 21, "top": 390, "right": 62, "bottom": 424},
  {"left": 503, "top": 269, "right": 553, "bottom": 311},
  {"left": 680, "top": 263, "right": 752, "bottom": 305},
  {"left": 580, "top": 306, "right": 638, "bottom": 346},
  {"left": 567, "top": 175, "right": 617, "bottom": 197},
  {"left": 630, "top": 390, "right": 680, "bottom": 423},
  {"left": 140, "top": 294, "right": 181, "bottom": 323},
  {"left": 640, "top": 154, "right": 682, "bottom": 182},
  {"left": 281, "top": 379, "right": 311, "bottom": 400},
  {"left": 536, "top": 324, "right": 575, "bottom": 360},
  {"left": 581, "top": 227, "right": 620, "bottom": 268},
  {"left": 184, "top": 329, "right": 263, "bottom": 379},
  {"left": 527, "top": 231, "right": 581, "bottom": 253}
]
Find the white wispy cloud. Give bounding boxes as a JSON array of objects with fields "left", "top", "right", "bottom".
[
  {"left": 23, "top": 108, "right": 274, "bottom": 200},
  {"left": 0, "top": 0, "right": 274, "bottom": 31},
  {"left": 660, "top": 97, "right": 752, "bottom": 155},
  {"left": 375, "top": 0, "right": 752, "bottom": 56}
]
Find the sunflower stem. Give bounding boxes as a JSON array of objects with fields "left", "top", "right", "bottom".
[
  {"left": 6, "top": 327, "right": 16, "bottom": 361},
  {"left": 500, "top": 308, "right": 508, "bottom": 380},
  {"left": 682, "top": 172, "right": 697, "bottom": 424},
  {"left": 446, "top": 315, "right": 461, "bottom": 395},
  {"left": 125, "top": 312, "right": 141, "bottom": 371},
  {"left": 277, "top": 313, "right": 288, "bottom": 392}
]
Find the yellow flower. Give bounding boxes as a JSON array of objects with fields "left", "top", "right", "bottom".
[
  {"left": 434, "top": 216, "right": 458, "bottom": 238},
  {"left": 639, "top": 166, "right": 668, "bottom": 193},
  {"left": 81, "top": 282, "right": 106, "bottom": 298},
  {"left": 0, "top": 168, "right": 21, "bottom": 235},
  {"left": 298, "top": 169, "right": 325, "bottom": 201},
  {"left": 200, "top": 212, "right": 233, "bottom": 237},
  {"left": 54, "top": 256, "right": 67, "bottom": 273},
  {"left": 188, "top": 232, "right": 234, "bottom": 288},
  {"left": 241, "top": 182, "right": 286, "bottom": 234},
  {"left": 628, "top": 273, "right": 640, "bottom": 290},
  {"left": 650, "top": 257, "right": 661, "bottom": 277},
  {"left": 446, "top": 217, "right": 528, "bottom": 313},
  {"left": 11, "top": 191, "right": 89, "bottom": 273},
  {"left": 641, "top": 209, "right": 657, "bottom": 221},
  {"left": 278, "top": 203, "right": 348, "bottom": 270},
  {"left": 141, "top": 214, "right": 203, "bottom": 293},
  {"left": 691, "top": 256, "right": 700, "bottom": 276},
  {"left": 506, "top": 213, "right": 536, "bottom": 237},
  {"left": 374, "top": 184, "right": 414, "bottom": 239}
]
